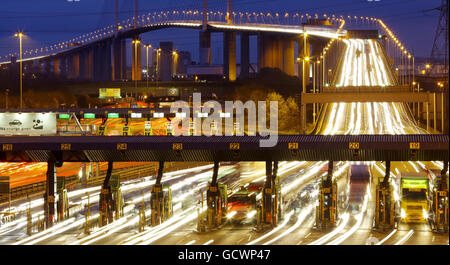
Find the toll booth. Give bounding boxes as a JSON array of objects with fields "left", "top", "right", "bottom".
[
  {"left": 316, "top": 173, "right": 337, "bottom": 228},
  {"left": 99, "top": 162, "right": 114, "bottom": 227},
  {"left": 98, "top": 124, "right": 107, "bottom": 135},
  {"left": 374, "top": 177, "right": 395, "bottom": 229},
  {"left": 99, "top": 186, "right": 114, "bottom": 226},
  {"left": 110, "top": 175, "right": 124, "bottom": 220},
  {"left": 210, "top": 121, "right": 218, "bottom": 136},
  {"left": 432, "top": 188, "right": 448, "bottom": 232},
  {"left": 206, "top": 183, "right": 227, "bottom": 228},
  {"left": 261, "top": 162, "right": 283, "bottom": 226},
  {"left": 56, "top": 176, "right": 69, "bottom": 221},
  {"left": 166, "top": 123, "right": 173, "bottom": 136},
  {"left": 150, "top": 184, "right": 173, "bottom": 225},
  {"left": 144, "top": 121, "right": 152, "bottom": 136},
  {"left": 189, "top": 121, "right": 195, "bottom": 136},
  {"left": 431, "top": 164, "right": 448, "bottom": 232},
  {"left": 232, "top": 122, "right": 240, "bottom": 136},
  {"left": 122, "top": 125, "right": 131, "bottom": 136}
]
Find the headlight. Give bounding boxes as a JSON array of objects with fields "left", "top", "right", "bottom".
[
  {"left": 247, "top": 210, "right": 257, "bottom": 219},
  {"left": 400, "top": 208, "right": 406, "bottom": 219},
  {"left": 227, "top": 211, "right": 236, "bottom": 219},
  {"left": 422, "top": 209, "right": 428, "bottom": 219}
]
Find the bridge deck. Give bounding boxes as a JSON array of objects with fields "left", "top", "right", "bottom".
[{"left": 0, "top": 135, "right": 447, "bottom": 162}]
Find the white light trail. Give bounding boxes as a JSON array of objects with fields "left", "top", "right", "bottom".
[{"left": 394, "top": 229, "right": 414, "bottom": 245}]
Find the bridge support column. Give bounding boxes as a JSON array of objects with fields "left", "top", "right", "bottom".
[
  {"left": 132, "top": 37, "right": 142, "bottom": 81},
  {"left": 316, "top": 161, "right": 337, "bottom": 228},
  {"left": 53, "top": 58, "right": 60, "bottom": 78},
  {"left": 375, "top": 161, "right": 395, "bottom": 230},
  {"left": 44, "top": 161, "right": 56, "bottom": 228},
  {"left": 257, "top": 34, "right": 294, "bottom": 76},
  {"left": 99, "top": 161, "right": 114, "bottom": 227},
  {"left": 73, "top": 54, "right": 80, "bottom": 79},
  {"left": 199, "top": 31, "right": 211, "bottom": 65},
  {"left": 240, "top": 32, "right": 250, "bottom": 79},
  {"left": 223, "top": 32, "right": 236, "bottom": 81},
  {"left": 281, "top": 37, "right": 295, "bottom": 76},
  {"left": 60, "top": 56, "right": 67, "bottom": 78},
  {"left": 78, "top": 51, "right": 86, "bottom": 80},
  {"left": 103, "top": 41, "right": 112, "bottom": 81},
  {"left": 67, "top": 55, "right": 74, "bottom": 79},
  {"left": 44, "top": 59, "right": 51, "bottom": 78},
  {"left": 113, "top": 38, "right": 126, "bottom": 80}
]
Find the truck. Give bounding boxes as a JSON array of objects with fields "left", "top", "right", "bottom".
[
  {"left": 399, "top": 172, "right": 430, "bottom": 223},
  {"left": 347, "top": 165, "right": 370, "bottom": 215},
  {"left": 226, "top": 182, "right": 264, "bottom": 225}
]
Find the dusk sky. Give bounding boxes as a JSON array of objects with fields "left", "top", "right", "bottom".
[{"left": 0, "top": 0, "right": 443, "bottom": 64}]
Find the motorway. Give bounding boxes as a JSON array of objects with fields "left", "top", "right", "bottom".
[{"left": 0, "top": 37, "right": 448, "bottom": 245}]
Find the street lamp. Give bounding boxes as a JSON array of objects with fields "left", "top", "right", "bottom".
[
  {"left": 14, "top": 32, "right": 24, "bottom": 109},
  {"left": 172, "top": 50, "right": 178, "bottom": 77},
  {"left": 144, "top": 44, "right": 152, "bottom": 88}
]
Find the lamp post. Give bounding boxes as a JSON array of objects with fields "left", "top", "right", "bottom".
[
  {"left": 144, "top": 44, "right": 152, "bottom": 88},
  {"left": 172, "top": 50, "right": 178, "bottom": 78},
  {"left": 156, "top": 49, "right": 161, "bottom": 87},
  {"left": 14, "top": 32, "right": 24, "bottom": 109}
]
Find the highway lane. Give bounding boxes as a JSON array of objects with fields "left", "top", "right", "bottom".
[{"left": 0, "top": 163, "right": 218, "bottom": 244}]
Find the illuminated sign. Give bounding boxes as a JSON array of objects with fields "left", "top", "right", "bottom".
[
  {"left": 131, "top": 113, "right": 142, "bottom": 118},
  {"left": 401, "top": 178, "right": 428, "bottom": 189},
  {"left": 99, "top": 88, "right": 121, "bottom": 99},
  {"left": 0, "top": 113, "right": 57, "bottom": 135},
  {"left": 84, "top": 113, "right": 95, "bottom": 119},
  {"left": 59, "top": 114, "right": 70, "bottom": 119},
  {"left": 108, "top": 113, "right": 119, "bottom": 119}
]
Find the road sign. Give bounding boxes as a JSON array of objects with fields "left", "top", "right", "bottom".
[
  {"left": 99, "top": 88, "right": 121, "bottom": 99},
  {"left": 0, "top": 113, "right": 56, "bottom": 135},
  {"left": 108, "top": 113, "right": 119, "bottom": 119}
]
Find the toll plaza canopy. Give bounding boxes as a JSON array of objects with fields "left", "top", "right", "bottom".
[{"left": 0, "top": 135, "right": 447, "bottom": 162}]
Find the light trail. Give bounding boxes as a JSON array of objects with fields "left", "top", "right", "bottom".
[
  {"left": 376, "top": 229, "right": 397, "bottom": 245},
  {"left": 326, "top": 185, "right": 370, "bottom": 245},
  {"left": 203, "top": 240, "right": 214, "bottom": 245},
  {"left": 246, "top": 210, "right": 294, "bottom": 245},
  {"left": 263, "top": 205, "right": 313, "bottom": 245},
  {"left": 307, "top": 213, "right": 350, "bottom": 245},
  {"left": 185, "top": 240, "right": 196, "bottom": 245},
  {"left": 394, "top": 229, "right": 414, "bottom": 245}
]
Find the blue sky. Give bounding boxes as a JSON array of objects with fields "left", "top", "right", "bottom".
[{"left": 0, "top": 0, "right": 442, "bottom": 63}]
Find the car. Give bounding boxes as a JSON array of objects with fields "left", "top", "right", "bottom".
[{"left": 8, "top": 120, "right": 22, "bottom": 126}]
